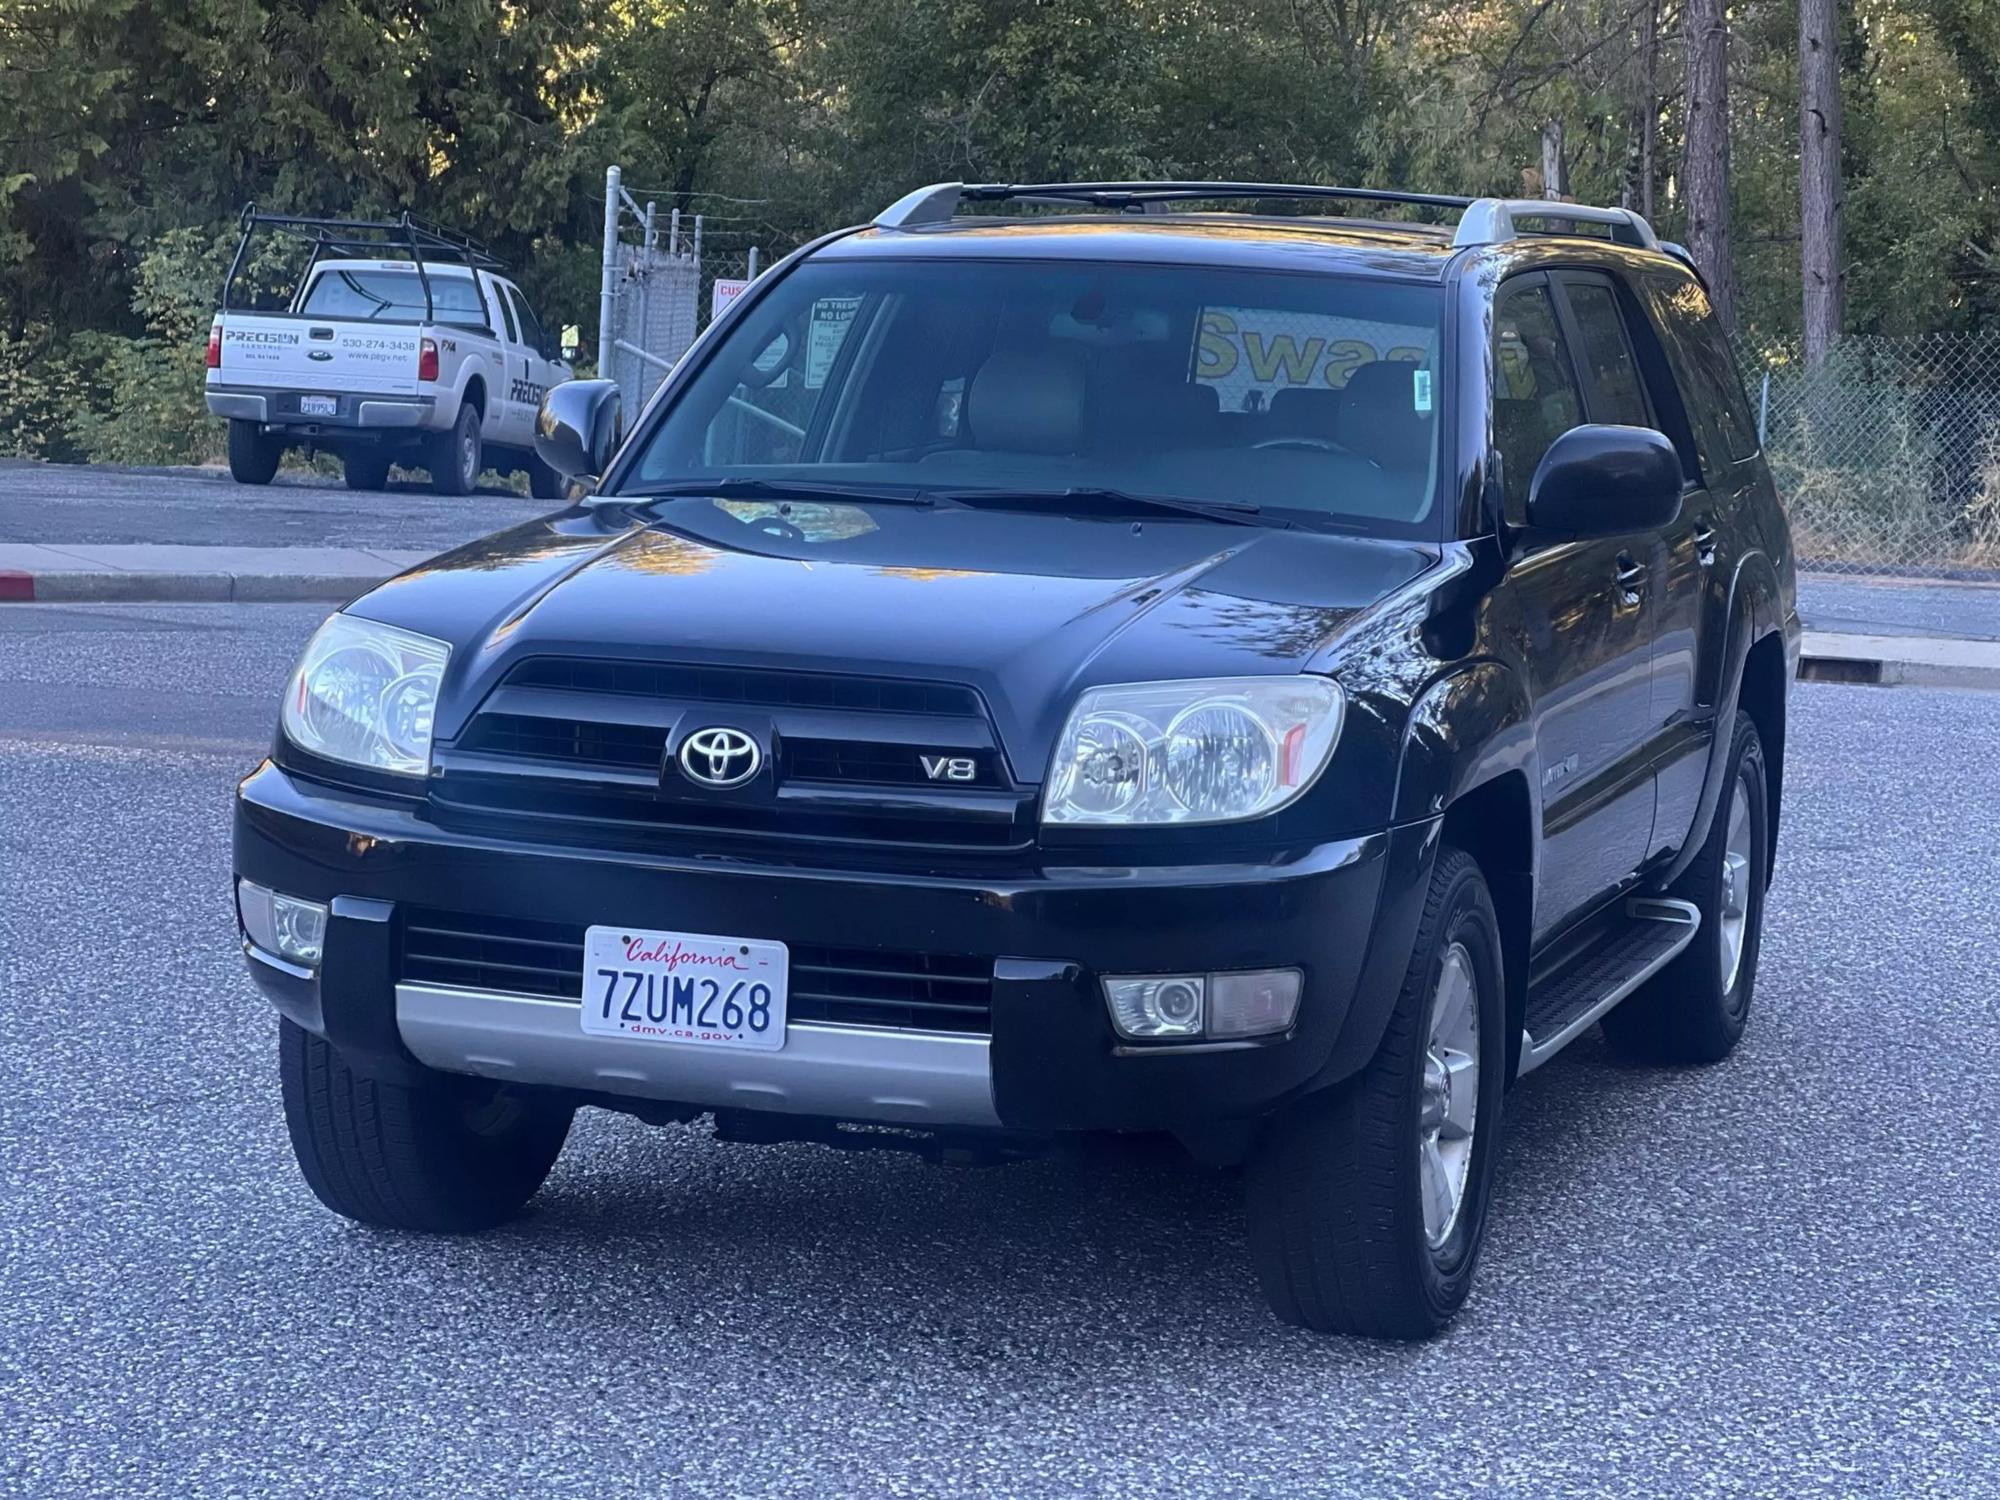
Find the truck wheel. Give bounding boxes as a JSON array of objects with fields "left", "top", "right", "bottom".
[
  {"left": 527, "top": 451, "right": 568, "bottom": 501},
  {"left": 1244, "top": 847, "right": 1506, "bottom": 1339},
  {"left": 1602, "top": 710, "right": 1769, "bottom": 1065},
  {"left": 278, "top": 1019, "right": 572, "bottom": 1232},
  {"left": 430, "top": 403, "right": 482, "bottom": 496},
  {"left": 342, "top": 449, "right": 394, "bottom": 491},
  {"left": 226, "top": 420, "right": 281, "bottom": 485}
]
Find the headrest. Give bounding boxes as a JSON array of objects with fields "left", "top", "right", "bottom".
[
  {"left": 968, "top": 348, "right": 1088, "bottom": 455},
  {"left": 1336, "top": 361, "right": 1433, "bottom": 468}
]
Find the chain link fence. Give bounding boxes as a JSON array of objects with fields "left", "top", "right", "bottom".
[
  {"left": 596, "top": 167, "right": 783, "bottom": 418},
  {"left": 1747, "top": 333, "right": 2000, "bottom": 576}
]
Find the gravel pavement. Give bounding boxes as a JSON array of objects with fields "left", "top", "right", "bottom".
[{"left": 1, "top": 604, "right": 1997, "bottom": 1498}]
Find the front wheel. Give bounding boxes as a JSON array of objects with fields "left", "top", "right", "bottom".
[
  {"left": 226, "top": 419, "right": 281, "bottom": 485},
  {"left": 279, "top": 1020, "right": 572, "bottom": 1232},
  {"left": 1244, "top": 846, "right": 1507, "bottom": 1339},
  {"left": 527, "top": 450, "right": 568, "bottom": 501}
]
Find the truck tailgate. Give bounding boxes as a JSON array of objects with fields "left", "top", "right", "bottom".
[{"left": 213, "top": 315, "right": 423, "bottom": 396}]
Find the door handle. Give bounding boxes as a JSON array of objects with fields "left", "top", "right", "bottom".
[
  {"left": 1614, "top": 553, "right": 1646, "bottom": 605},
  {"left": 1691, "top": 521, "right": 1718, "bottom": 564}
]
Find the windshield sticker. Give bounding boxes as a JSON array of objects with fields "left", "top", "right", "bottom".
[
  {"left": 806, "top": 297, "right": 863, "bottom": 388},
  {"left": 1194, "top": 308, "right": 1434, "bottom": 413},
  {"left": 1413, "top": 369, "right": 1433, "bottom": 412}
]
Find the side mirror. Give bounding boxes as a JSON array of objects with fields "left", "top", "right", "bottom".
[
  {"left": 1525, "top": 424, "right": 1683, "bottom": 539},
  {"left": 535, "top": 379, "right": 623, "bottom": 489}
]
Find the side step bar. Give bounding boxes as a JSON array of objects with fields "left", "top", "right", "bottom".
[{"left": 1517, "top": 897, "right": 1701, "bottom": 1075}]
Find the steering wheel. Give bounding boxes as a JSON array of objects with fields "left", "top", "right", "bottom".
[{"left": 1251, "top": 435, "right": 1360, "bottom": 456}]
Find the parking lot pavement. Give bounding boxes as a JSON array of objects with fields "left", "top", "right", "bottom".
[
  {"left": 0, "top": 459, "right": 548, "bottom": 552},
  {"left": 3, "top": 605, "right": 1998, "bottom": 1499}
]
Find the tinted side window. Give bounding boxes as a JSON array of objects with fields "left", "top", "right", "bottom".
[
  {"left": 494, "top": 283, "right": 520, "bottom": 343},
  {"left": 1493, "top": 282, "right": 1584, "bottom": 512},
  {"left": 1562, "top": 281, "right": 1651, "bottom": 427},
  {"left": 1644, "top": 270, "right": 1760, "bottom": 466},
  {"left": 512, "top": 291, "right": 548, "bottom": 355}
]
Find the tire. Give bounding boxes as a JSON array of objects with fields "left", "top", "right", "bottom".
[
  {"left": 342, "top": 448, "right": 394, "bottom": 491},
  {"left": 278, "top": 1019, "right": 572, "bottom": 1232},
  {"left": 1602, "top": 710, "right": 1769, "bottom": 1065},
  {"left": 226, "top": 419, "right": 281, "bottom": 485},
  {"left": 429, "top": 402, "right": 482, "bottom": 496},
  {"left": 527, "top": 450, "right": 568, "bottom": 501},
  {"left": 1245, "top": 847, "right": 1507, "bottom": 1339}
]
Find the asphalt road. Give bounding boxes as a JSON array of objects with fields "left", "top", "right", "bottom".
[
  {"left": 2, "top": 604, "right": 1996, "bottom": 1498},
  {"left": 0, "top": 459, "right": 548, "bottom": 552}
]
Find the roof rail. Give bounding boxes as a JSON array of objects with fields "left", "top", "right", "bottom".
[
  {"left": 872, "top": 182, "right": 1667, "bottom": 254},
  {"left": 1451, "top": 198, "right": 1658, "bottom": 250},
  {"left": 874, "top": 180, "right": 1474, "bottom": 229}
]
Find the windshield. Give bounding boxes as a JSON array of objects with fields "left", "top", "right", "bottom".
[
  {"left": 619, "top": 258, "right": 1446, "bottom": 533},
  {"left": 298, "top": 268, "right": 486, "bottom": 323}
]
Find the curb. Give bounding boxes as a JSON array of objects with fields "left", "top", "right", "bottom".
[
  {"left": 0, "top": 570, "right": 381, "bottom": 605},
  {"left": 1799, "top": 631, "right": 2000, "bottom": 691}
]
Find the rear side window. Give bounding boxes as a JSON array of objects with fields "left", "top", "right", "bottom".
[
  {"left": 1643, "top": 271, "right": 1760, "bottom": 467},
  {"left": 1560, "top": 280, "right": 1652, "bottom": 428},
  {"left": 1492, "top": 281, "right": 1584, "bottom": 512}
]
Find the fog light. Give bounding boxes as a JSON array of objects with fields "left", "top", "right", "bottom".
[
  {"left": 1103, "top": 967, "right": 1303, "bottom": 1042},
  {"left": 237, "top": 879, "right": 328, "bottom": 967},
  {"left": 1208, "top": 968, "right": 1302, "bottom": 1038},
  {"left": 1104, "top": 975, "right": 1206, "bottom": 1039}
]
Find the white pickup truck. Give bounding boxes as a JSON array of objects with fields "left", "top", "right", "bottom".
[{"left": 204, "top": 211, "right": 572, "bottom": 495}]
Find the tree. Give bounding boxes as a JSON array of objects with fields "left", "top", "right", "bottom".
[
  {"left": 1682, "top": 0, "right": 1738, "bottom": 330},
  {"left": 1800, "top": 0, "right": 1845, "bottom": 364}
]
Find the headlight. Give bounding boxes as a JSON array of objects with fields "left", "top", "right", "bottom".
[
  {"left": 1044, "top": 676, "right": 1344, "bottom": 825},
  {"left": 281, "top": 613, "right": 450, "bottom": 777}
]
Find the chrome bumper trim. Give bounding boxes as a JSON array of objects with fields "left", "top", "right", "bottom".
[
  {"left": 206, "top": 391, "right": 269, "bottom": 421},
  {"left": 395, "top": 982, "right": 1001, "bottom": 1128}
]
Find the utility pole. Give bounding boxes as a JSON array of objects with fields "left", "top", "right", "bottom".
[
  {"left": 1683, "top": 0, "right": 1739, "bottom": 331},
  {"left": 1800, "top": 0, "right": 1846, "bottom": 366}
]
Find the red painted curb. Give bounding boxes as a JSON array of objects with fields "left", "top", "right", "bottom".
[{"left": 0, "top": 571, "right": 34, "bottom": 602}]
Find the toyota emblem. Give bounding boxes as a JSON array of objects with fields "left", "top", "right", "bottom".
[{"left": 677, "top": 726, "right": 761, "bottom": 789}]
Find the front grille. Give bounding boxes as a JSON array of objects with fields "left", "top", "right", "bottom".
[
  {"left": 398, "top": 908, "right": 995, "bottom": 1035},
  {"left": 461, "top": 712, "right": 663, "bottom": 771},
  {"left": 436, "top": 657, "right": 1030, "bottom": 849}
]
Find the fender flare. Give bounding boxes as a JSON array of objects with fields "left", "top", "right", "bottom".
[
  {"left": 1316, "top": 662, "right": 1535, "bottom": 1086},
  {"left": 1661, "top": 549, "right": 1785, "bottom": 886}
]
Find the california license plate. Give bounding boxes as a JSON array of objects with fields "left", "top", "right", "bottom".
[
  {"left": 300, "top": 394, "right": 337, "bottom": 417},
  {"left": 581, "top": 925, "right": 789, "bottom": 1051}
]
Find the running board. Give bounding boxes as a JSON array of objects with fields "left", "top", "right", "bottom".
[{"left": 1517, "top": 897, "right": 1701, "bottom": 1075}]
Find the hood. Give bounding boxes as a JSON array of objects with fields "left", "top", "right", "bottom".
[{"left": 355, "top": 503, "right": 1439, "bottom": 769}]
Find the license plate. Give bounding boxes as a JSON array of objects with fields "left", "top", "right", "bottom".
[
  {"left": 581, "top": 925, "right": 788, "bottom": 1051},
  {"left": 300, "top": 395, "right": 337, "bottom": 417}
]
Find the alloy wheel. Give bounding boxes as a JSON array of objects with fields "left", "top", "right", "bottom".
[{"left": 1418, "top": 940, "right": 1480, "bottom": 1250}]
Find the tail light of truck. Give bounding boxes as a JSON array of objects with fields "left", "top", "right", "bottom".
[
  {"left": 205, "top": 324, "right": 222, "bottom": 370},
  {"left": 418, "top": 337, "right": 439, "bottom": 382}
]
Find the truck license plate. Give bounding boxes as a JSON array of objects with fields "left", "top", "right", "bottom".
[
  {"left": 300, "top": 395, "right": 337, "bottom": 417},
  {"left": 581, "top": 925, "right": 788, "bottom": 1051}
]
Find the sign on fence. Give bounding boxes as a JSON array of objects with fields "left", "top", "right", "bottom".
[{"left": 711, "top": 278, "right": 750, "bottom": 320}]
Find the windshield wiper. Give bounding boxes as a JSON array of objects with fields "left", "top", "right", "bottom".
[
  {"left": 617, "top": 478, "right": 943, "bottom": 509},
  {"left": 924, "top": 486, "right": 1280, "bottom": 528}
]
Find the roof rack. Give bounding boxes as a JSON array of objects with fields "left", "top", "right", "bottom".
[
  {"left": 220, "top": 205, "right": 508, "bottom": 325},
  {"left": 872, "top": 181, "right": 1661, "bottom": 252}
]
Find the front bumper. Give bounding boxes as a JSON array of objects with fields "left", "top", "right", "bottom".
[{"left": 234, "top": 761, "right": 1438, "bottom": 1136}]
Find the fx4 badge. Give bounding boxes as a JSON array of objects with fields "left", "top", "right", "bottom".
[{"left": 920, "top": 755, "right": 977, "bottom": 783}]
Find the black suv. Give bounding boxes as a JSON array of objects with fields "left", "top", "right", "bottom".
[{"left": 234, "top": 182, "right": 1799, "bottom": 1339}]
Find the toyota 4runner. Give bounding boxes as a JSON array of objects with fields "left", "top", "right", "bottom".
[{"left": 234, "top": 182, "right": 1799, "bottom": 1339}]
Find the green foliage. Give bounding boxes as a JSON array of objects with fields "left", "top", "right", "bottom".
[{"left": 6, "top": 0, "right": 2000, "bottom": 465}]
